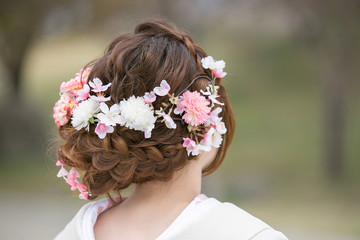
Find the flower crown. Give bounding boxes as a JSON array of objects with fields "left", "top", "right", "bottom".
[{"left": 54, "top": 56, "right": 227, "bottom": 199}]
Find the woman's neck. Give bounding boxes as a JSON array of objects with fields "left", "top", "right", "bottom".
[{"left": 128, "top": 160, "right": 203, "bottom": 205}]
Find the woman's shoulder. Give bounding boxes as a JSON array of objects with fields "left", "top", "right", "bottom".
[
  {"left": 216, "top": 202, "right": 288, "bottom": 239},
  {"left": 54, "top": 198, "right": 112, "bottom": 240},
  {"left": 165, "top": 201, "right": 288, "bottom": 240}
]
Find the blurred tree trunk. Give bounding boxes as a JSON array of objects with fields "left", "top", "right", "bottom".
[
  {"left": 0, "top": 1, "right": 44, "bottom": 97},
  {"left": 287, "top": 0, "right": 360, "bottom": 178},
  {"left": 324, "top": 22, "right": 357, "bottom": 178},
  {"left": 0, "top": 0, "right": 74, "bottom": 158},
  {"left": 0, "top": 0, "right": 77, "bottom": 97}
]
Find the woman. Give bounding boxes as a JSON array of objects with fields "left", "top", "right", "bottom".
[{"left": 53, "top": 19, "right": 288, "bottom": 240}]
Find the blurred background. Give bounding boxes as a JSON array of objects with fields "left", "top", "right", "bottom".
[{"left": 0, "top": 0, "right": 359, "bottom": 239}]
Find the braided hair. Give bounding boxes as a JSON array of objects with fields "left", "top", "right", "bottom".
[{"left": 57, "top": 19, "right": 235, "bottom": 201}]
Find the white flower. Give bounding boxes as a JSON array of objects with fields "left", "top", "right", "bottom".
[
  {"left": 215, "top": 121, "right": 227, "bottom": 135},
  {"left": 201, "top": 56, "right": 216, "bottom": 69},
  {"left": 90, "top": 95, "right": 111, "bottom": 103},
  {"left": 201, "top": 56, "right": 226, "bottom": 72},
  {"left": 57, "top": 166, "right": 68, "bottom": 178},
  {"left": 214, "top": 60, "right": 225, "bottom": 70},
  {"left": 183, "top": 138, "right": 196, "bottom": 156},
  {"left": 203, "top": 127, "right": 216, "bottom": 146},
  {"left": 205, "top": 107, "right": 223, "bottom": 127},
  {"left": 200, "top": 86, "right": 211, "bottom": 96},
  {"left": 144, "top": 91, "right": 156, "bottom": 103},
  {"left": 119, "top": 96, "right": 156, "bottom": 138},
  {"left": 202, "top": 127, "right": 223, "bottom": 148},
  {"left": 157, "top": 112, "right": 176, "bottom": 129},
  {"left": 191, "top": 143, "right": 211, "bottom": 156},
  {"left": 97, "top": 102, "right": 124, "bottom": 126},
  {"left": 211, "top": 131, "right": 223, "bottom": 148},
  {"left": 154, "top": 80, "right": 170, "bottom": 96},
  {"left": 71, "top": 99, "right": 100, "bottom": 131},
  {"left": 200, "top": 86, "right": 224, "bottom": 107},
  {"left": 89, "top": 78, "right": 111, "bottom": 92}
]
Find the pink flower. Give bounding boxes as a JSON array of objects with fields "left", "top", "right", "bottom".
[
  {"left": 173, "top": 103, "right": 185, "bottom": 115},
  {"left": 60, "top": 79, "right": 82, "bottom": 94},
  {"left": 68, "top": 168, "right": 80, "bottom": 179},
  {"left": 77, "top": 68, "right": 91, "bottom": 85},
  {"left": 76, "top": 182, "right": 87, "bottom": 192},
  {"left": 79, "top": 191, "right": 89, "bottom": 200},
  {"left": 76, "top": 84, "right": 90, "bottom": 101},
  {"left": 62, "top": 167, "right": 88, "bottom": 199},
  {"left": 66, "top": 168, "right": 81, "bottom": 191},
  {"left": 70, "top": 183, "right": 78, "bottom": 191},
  {"left": 175, "top": 91, "right": 211, "bottom": 126},
  {"left": 53, "top": 93, "right": 79, "bottom": 127},
  {"left": 60, "top": 68, "right": 90, "bottom": 94},
  {"left": 183, "top": 138, "right": 196, "bottom": 156},
  {"left": 95, "top": 122, "right": 114, "bottom": 139},
  {"left": 53, "top": 100, "right": 70, "bottom": 127},
  {"left": 154, "top": 80, "right": 170, "bottom": 96},
  {"left": 90, "top": 94, "right": 111, "bottom": 103},
  {"left": 56, "top": 160, "right": 64, "bottom": 166},
  {"left": 66, "top": 177, "right": 76, "bottom": 190},
  {"left": 144, "top": 91, "right": 156, "bottom": 103},
  {"left": 157, "top": 112, "right": 176, "bottom": 129},
  {"left": 57, "top": 166, "right": 68, "bottom": 177},
  {"left": 213, "top": 68, "right": 227, "bottom": 78},
  {"left": 205, "top": 107, "right": 222, "bottom": 127},
  {"left": 89, "top": 78, "right": 111, "bottom": 93}
]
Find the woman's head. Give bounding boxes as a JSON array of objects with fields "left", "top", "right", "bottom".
[{"left": 55, "top": 19, "right": 235, "bottom": 200}]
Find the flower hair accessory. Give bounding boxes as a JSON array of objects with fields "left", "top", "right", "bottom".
[
  {"left": 56, "top": 160, "right": 89, "bottom": 199},
  {"left": 54, "top": 56, "right": 227, "bottom": 199}
]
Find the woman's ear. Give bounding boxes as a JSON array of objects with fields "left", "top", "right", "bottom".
[{"left": 199, "top": 147, "right": 219, "bottom": 170}]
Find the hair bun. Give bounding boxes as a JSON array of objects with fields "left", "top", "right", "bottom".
[{"left": 56, "top": 19, "right": 235, "bottom": 201}]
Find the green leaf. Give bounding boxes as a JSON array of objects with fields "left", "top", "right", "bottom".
[
  {"left": 89, "top": 117, "right": 95, "bottom": 124},
  {"left": 187, "top": 125, "right": 193, "bottom": 132}
]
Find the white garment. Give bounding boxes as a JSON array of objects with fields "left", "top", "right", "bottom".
[
  {"left": 164, "top": 202, "right": 288, "bottom": 240},
  {"left": 80, "top": 194, "right": 220, "bottom": 240},
  {"left": 150, "top": 194, "right": 220, "bottom": 239},
  {"left": 54, "top": 194, "right": 288, "bottom": 240}
]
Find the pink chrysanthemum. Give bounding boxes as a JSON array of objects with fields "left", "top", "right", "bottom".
[
  {"left": 53, "top": 94, "right": 78, "bottom": 127},
  {"left": 175, "top": 91, "right": 211, "bottom": 126},
  {"left": 53, "top": 100, "right": 70, "bottom": 127},
  {"left": 60, "top": 68, "right": 91, "bottom": 95}
]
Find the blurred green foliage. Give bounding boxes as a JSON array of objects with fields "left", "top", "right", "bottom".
[{"left": 0, "top": 0, "right": 359, "bottom": 238}]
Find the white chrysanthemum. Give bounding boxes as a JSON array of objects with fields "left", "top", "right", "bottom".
[
  {"left": 71, "top": 99, "right": 100, "bottom": 131},
  {"left": 119, "top": 96, "right": 156, "bottom": 138}
]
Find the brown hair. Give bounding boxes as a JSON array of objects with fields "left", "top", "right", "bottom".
[{"left": 57, "top": 19, "right": 235, "bottom": 200}]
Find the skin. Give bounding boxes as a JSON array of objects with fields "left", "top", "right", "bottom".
[{"left": 94, "top": 147, "right": 218, "bottom": 240}]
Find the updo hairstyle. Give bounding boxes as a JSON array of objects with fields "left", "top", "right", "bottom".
[{"left": 57, "top": 19, "right": 235, "bottom": 200}]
